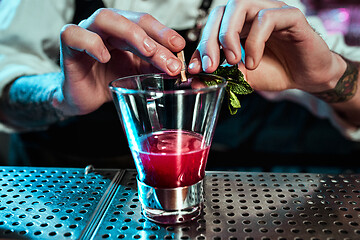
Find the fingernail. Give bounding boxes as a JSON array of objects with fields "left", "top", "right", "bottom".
[
  {"left": 170, "top": 36, "right": 184, "bottom": 48},
  {"left": 227, "top": 50, "right": 236, "bottom": 63},
  {"left": 188, "top": 57, "right": 199, "bottom": 70},
  {"left": 101, "top": 48, "right": 110, "bottom": 62},
  {"left": 166, "top": 58, "right": 181, "bottom": 73},
  {"left": 245, "top": 56, "right": 254, "bottom": 69},
  {"left": 144, "top": 38, "right": 156, "bottom": 52},
  {"left": 202, "top": 55, "right": 212, "bottom": 71},
  {"left": 188, "top": 61, "right": 196, "bottom": 70}
]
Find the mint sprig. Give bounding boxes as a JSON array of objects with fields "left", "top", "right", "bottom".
[{"left": 207, "top": 65, "right": 253, "bottom": 115}]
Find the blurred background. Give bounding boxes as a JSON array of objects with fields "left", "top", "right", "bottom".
[
  {"left": 0, "top": 0, "right": 360, "bottom": 171},
  {"left": 303, "top": 0, "right": 360, "bottom": 46}
]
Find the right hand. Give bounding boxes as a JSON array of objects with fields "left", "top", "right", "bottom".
[
  {"left": 188, "top": 0, "right": 346, "bottom": 94},
  {"left": 57, "top": 9, "right": 185, "bottom": 116}
]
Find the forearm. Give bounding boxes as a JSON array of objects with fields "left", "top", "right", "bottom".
[
  {"left": 311, "top": 54, "right": 360, "bottom": 127},
  {"left": 0, "top": 72, "right": 66, "bottom": 131}
]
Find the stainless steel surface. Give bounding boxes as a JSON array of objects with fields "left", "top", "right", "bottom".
[
  {"left": 1, "top": 167, "right": 360, "bottom": 239},
  {"left": 0, "top": 167, "right": 117, "bottom": 239}
]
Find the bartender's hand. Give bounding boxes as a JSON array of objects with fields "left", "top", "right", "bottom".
[
  {"left": 188, "top": 0, "right": 346, "bottom": 94},
  {"left": 58, "top": 9, "right": 185, "bottom": 116}
]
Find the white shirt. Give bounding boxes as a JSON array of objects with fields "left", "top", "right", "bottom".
[{"left": 1, "top": 0, "right": 360, "bottom": 141}]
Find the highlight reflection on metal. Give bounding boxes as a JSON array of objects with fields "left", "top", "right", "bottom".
[
  {"left": 1, "top": 167, "right": 360, "bottom": 239},
  {"left": 137, "top": 178, "right": 203, "bottom": 211}
]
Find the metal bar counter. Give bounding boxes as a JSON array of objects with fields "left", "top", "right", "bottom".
[{"left": 0, "top": 167, "right": 360, "bottom": 239}]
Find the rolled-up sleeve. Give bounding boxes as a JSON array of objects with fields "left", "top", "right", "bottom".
[{"left": 0, "top": 0, "right": 74, "bottom": 132}]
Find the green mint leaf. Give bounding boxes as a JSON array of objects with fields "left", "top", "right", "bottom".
[
  {"left": 229, "top": 90, "right": 241, "bottom": 108},
  {"left": 211, "top": 65, "right": 253, "bottom": 115},
  {"left": 228, "top": 90, "right": 240, "bottom": 115},
  {"left": 229, "top": 104, "right": 238, "bottom": 115},
  {"left": 227, "top": 81, "right": 253, "bottom": 95},
  {"left": 204, "top": 79, "right": 220, "bottom": 87}
]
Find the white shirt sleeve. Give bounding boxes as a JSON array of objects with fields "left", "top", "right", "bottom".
[
  {"left": 259, "top": 0, "right": 360, "bottom": 141},
  {"left": 0, "top": 0, "right": 75, "bottom": 133}
]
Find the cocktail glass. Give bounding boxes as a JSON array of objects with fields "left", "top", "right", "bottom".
[{"left": 109, "top": 73, "right": 227, "bottom": 224}]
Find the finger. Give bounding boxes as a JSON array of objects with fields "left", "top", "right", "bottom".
[
  {"left": 136, "top": 13, "right": 186, "bottom": 52},
  {"left": 83, "top": 9, "right": 159, "bottom": 57},
  {"left": 218, "top": 0, "right": 247, "bottom": 65},
  {"left": 107, "top": 9, "right": 185, "bottom": 52},
  {"left": 82, "top": 9, "right": 182, "bottom": 75},
  {"left": 60, "top": 24, "right": 110, "bottom": 63},
  {"left": 195, "top": 6, "right": 225, "bottom": 73},
  {"left": 188, "top": 50, "right": 202, "bottom": 74},
  {"left": 107, "top": 36, "right": 182, "bottom": 75},
  {"left": 219, "top": 0, "right": 287, "bottom": 65},
  {"left": 244, "top": 6, "right": 301, "bottom": 70}
]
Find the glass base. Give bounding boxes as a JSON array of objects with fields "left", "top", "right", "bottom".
[
  {"left": 142, "top": 202, "right": 203, "bottom": 225},
  {"left": 137, "top": 178, "right": 204, "bottom": 224}
]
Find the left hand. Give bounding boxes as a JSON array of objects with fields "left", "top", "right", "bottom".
[
  {"left": 188, "top": 0, "right": 346, "bottom": 93},
  {"left": 58, "top": 9, "right": 185, "bottom": 117}
]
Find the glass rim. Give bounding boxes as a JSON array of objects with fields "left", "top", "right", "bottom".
[{"left": 109, "top": 73, "right": 227, "bottom": 95}]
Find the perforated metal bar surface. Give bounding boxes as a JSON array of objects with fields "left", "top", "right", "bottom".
[
  {"left": 0, "top": 167, "right": 118, "bottom": 239},
  {"left": 1, "top": 167, "right": 360, "bottom": 240}
]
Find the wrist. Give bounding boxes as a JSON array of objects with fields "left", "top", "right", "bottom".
[
  {"left": 51, "top": 83, "right": 80, "bottom": 119},
  {"left": 50, "top": 87, "right": 69, "bottom": 120},
  {"left": 322, "top": 52, "right": 347, "bottom": 90},
  {"left": 311, "top": 54, "right": 358, "bottom": 103}
]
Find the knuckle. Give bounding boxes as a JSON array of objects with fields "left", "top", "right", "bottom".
[
  {"left": 257, "top": 8, "right": 274, "bottom": 23},
  {"left": 219, "top": 30, "right": 238, "bottom": 48},
  {"left": 219, "top": 33, "right": 228, "bottom": 46},
  {"left": 127, "top": 27, "right": 144, "bottom": 42},
  {"left": 245, "top": 37, "right": 257, "bottom": 46},
  {"left": 92, "top": 8, "right": 131, "bottom": 31},
  {"left": 218, "top": 33, "right": 229, "bottom": 47},
  {"left": 289, "top": 6, "right": 304, "bottom": 18},
  {"left": 86, "top": 33, "right": 102, "bottom": 47},
  {"left": 228, "top": 0, "right": 247, "bottom": 9},
  {"left": 258, "top": 8, "right": 269, "bottom": 18},
  {"left": 276, "top": 1, "right": 287, "bottom": 8},
  {"left": 150, "top": 46, "right": 168, "bottom": 65},
  {"left": 159, "top": 26, "right": 176, "bottom": 40},
  {"left": 93, "top": 8, "right": 113, "bottom": 22},
  {"left": 210, "top": 5, "right": 225, "bottom": 15},
  {"left": 197, "top": 39, "right": 212, "bottom": 54},
  {"left": 92, "top": 8, "right": 128, "bottom": 28},
  {"left": 60, "top": 24, "right": 77, "bottom": 42},
  {"left": 138, "top": 12, "right": 154, "bottom": 24},
  {"left": 227, "top": 0, "right": 240, "bottom": 6}
]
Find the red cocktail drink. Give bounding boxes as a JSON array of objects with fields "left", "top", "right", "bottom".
[
  {"left": 133, "top": 130, "right": 210, "bottom": 188},
  {"left": 110, "top": 73, "right": 226, "bottom": 224}
]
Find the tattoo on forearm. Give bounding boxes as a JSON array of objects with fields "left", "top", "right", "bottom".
[
  {"left": 312, "top": 57, "right": 359, "bottom": 103},
  {"left": 0, "top": 72, "right": 65, "bottom": 130}
]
